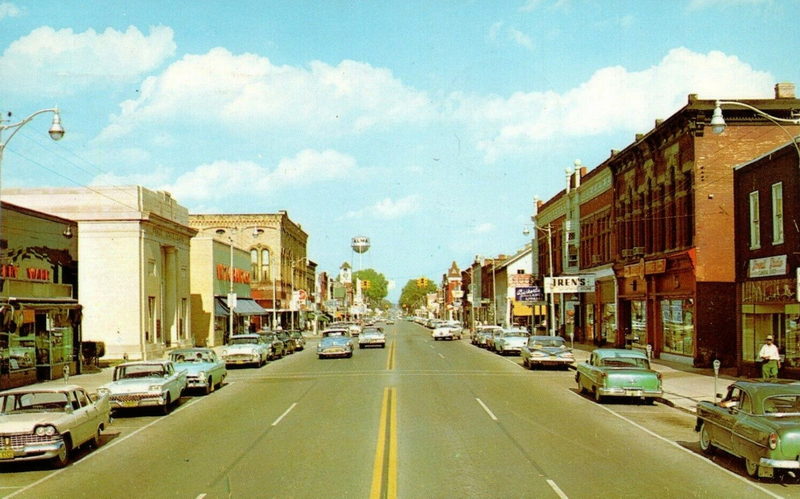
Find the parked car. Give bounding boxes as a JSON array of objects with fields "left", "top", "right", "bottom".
[
  {"left": 575, "top": 348, "right": 662, "bottom": 404},
  {"left": 290, "top": 330, "right": 306, "bottom": 350},
  {"left": 275, "top": 330, "right": 296, "bottom": 355},
  {"left": 521, "top": 336, "right": 575, "bottom": 369},
  {"left": 493, "top": 328, "right": 530, "bottom": 355},
  {"left": 99, "top": 360, "right": 188, "bottom": 415},
  {"left": 472, "top": 326, "right": 502, "bottom": 347},
  {"left": 696, "top": 380, "right": 800, "bottom": 479},
  {"left": 318, "top": 329, "right": 354, "bottom": 358},
  {"left": 0, "top": 384, "right": 111, "bottom": 467},
  {"left": 432, "top": 326, "right": 454, "bottom": 341},
  {"left": 486, "top": 328, "right": 505, "bottom": 351},
  {"left": 169, "top": 348, "right": 227, "bottom": 394},
  {"left": 260, "top": 332, "right": 286, "bottom": 360},
  {"left": 222, "top": 334, "right": 270, "bottom": 367},
  {"left": 359, "top": 328, "right": 386, "bottom": 348}
]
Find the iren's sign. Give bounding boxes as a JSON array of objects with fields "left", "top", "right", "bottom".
[{"left": 544, "top": 275, "right": 595, "bottom": 293}]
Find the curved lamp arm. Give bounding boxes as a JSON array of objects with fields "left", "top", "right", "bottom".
[{"left": 711, "top": 100, "right": 800, "bottom": 166}]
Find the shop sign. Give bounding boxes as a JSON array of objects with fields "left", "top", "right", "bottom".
[
  {"left": 509, "top": 274, "right": 533, "bottom": 287},
  {"left": 544, "top": 276, "right": 595, "bottom": 293},
  {"left": 645, "top": 259, "right": 666, "bottom": 275},
  {"left": 451, "top": 289, "right": 464, "bottom": 299},
  {"left": 216, "top": 264, "right": 251, "bottom": 284},
  {"left": 515, "top": 286, "right": 543, "bottom": 302},
  {"left": 749, "top": 255, "right": 787, "bottom": 278}
]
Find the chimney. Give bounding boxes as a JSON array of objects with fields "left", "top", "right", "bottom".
[{"left": 775, "top": 82, "right": 796, "bottom": 99}]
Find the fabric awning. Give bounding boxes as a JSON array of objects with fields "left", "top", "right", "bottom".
[
  {"left": 218, "top": 297, "right": 268, "bottom": 316},
  {"left": 215, "top": 297, "right": 230, "bottom": 317}
]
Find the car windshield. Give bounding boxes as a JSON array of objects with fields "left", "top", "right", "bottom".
[
  {"left": 530, "top": 339, "right": 565, "bottom": 348},
  {"left": 171, "top": 351, "right": 210, "bottom": 362},
  {"left": 117, "top": 365, "right": 166, "bottom": 379},
  {"left": 323, "top": 330, "right": 346, "bottom": 337},
  {"left": 229, "top": 337, "right": 258, "bottom": 345},
  {"left": 504, "top": 331, "right": 528, "bottom": 338},
  {"left": 0, "top": 391, "right": 69, "bottom": 413},
  {"left": 762, "top": 394, "right": 800, "bottom": 416},
  {"left": 600, "top": 356, "right": 649, "bottom": 369}
]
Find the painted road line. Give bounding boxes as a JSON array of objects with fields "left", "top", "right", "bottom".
[
  {"left": 547, "top": 479, "right": 568, "bottom": 499},
  {"left": 271, "top": 402, "right": 298, "bottom": 426},
  {"left": 438, "top": 353, "right": 445, "bottom": 359},
  {"left": 386, "top": 341, "right": 396, "bottom": 371},
  {"left": 370, "top": 387, "right": 398, "bottom": 499},
  {"left": 476, "top": 398, "right": 498, "bottom": 421}
]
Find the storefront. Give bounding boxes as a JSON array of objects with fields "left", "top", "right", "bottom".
[
  {"left": 739, "top": 266, "right": 800, "bottom": 378},
  {"left": 1, "top": 202, "right": 81, "bottom": 389}
]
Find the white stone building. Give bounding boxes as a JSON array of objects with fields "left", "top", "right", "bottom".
[{"left": 2, "top": 186, "right": 197, "bottom": 360}]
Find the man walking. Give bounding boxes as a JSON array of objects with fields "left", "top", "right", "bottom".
[{"left": 759, "top": 335, "right": 781, "bottom": 379}]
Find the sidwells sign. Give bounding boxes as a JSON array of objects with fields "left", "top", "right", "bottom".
[
  {"left": 544, "top": 275, "right": 595, "bottom": 293},
  {"left": 515, "top": 286, "right": 542, "bottom": 302}
]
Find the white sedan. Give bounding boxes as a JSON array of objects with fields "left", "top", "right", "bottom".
[
  {"left": 359, "top": 329, "right": 386, "bottom": 348},
  {"left": 432, "top": 326, "right": 455, "bottom": 341}
]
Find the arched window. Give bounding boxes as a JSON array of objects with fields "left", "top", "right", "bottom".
[
  {"left": 250, "top": 249, "right": 259, "bottom": 281},
  {"left": 250, "top": 248, "right": 272, "bottom": 282},
  {"left": 261, "top": 249, "right": 270, "bottom": 281}
]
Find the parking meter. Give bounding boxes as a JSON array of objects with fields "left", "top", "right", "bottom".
[
  {"left": 713, "top": 359, "right": 721, "bottom": 400},
  {"left": 646, "top": 344, "right": 653, "bottom": 360}
]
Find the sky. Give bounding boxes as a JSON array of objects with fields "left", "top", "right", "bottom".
[{"left": 1, "top": 0, "right": 798, "bottom": 302}]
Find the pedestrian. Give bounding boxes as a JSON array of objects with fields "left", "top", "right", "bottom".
[{"left": 759, "top": 335, "right": 781, "bottom": 379}]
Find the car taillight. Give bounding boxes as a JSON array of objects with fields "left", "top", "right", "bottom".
[
  {"left": 769, "top": 433, "right": 779, "bottom": 450},
  {"left": 656, "top": 372, "right": 663, "bottom": 380}
]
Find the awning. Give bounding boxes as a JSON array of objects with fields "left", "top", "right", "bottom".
[{"left": 218, "top": 297, "right": 268, "bottom": 316}]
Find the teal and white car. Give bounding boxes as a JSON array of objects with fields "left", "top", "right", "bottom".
[
  {"left": 575, "top": 348, "right": 662, "bottom": 404},
  {"left": 493, "top": 328, "right": 530, "bottom": 355},
  {"left": 317, "top": 329, "right": 354, "bottom": 358},
  {"left": 169, "top": 348, "right": 227, "bottom": 395}
]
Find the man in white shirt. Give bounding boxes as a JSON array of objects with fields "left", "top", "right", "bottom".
[{"left": 759, "top": 335, "right": 781, "bottom": 378}]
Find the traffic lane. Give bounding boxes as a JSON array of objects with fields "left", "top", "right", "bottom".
[
  {"left": 404, "top": 329, "right": 773, "bottom": 498},
  {"left": 6, "top": 347, "right": 385, "bottom": 498}
]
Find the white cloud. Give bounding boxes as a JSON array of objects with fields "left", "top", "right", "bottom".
[
  {"left": 0, "top": 25, "right": 175, "bottom": 96},
  {"left": 345, "top": 194, "right": 421, "bottom": 220},
  {"left": 508, "top": 28, "right": 534, "bottom": 50},
  {"left": 462, "top": 47, "right": 774, "bottom": 162},
  {"left": 160, "top": 149, "right": 357, "bottom": 203},
  {"left": 96, "top": 48, "right": 434, "bottom": 142},
  {"left": 0, "top": 2, "right": 21, "bottom": 20},
  {"left": 471, "top": 222, "right": 495, "bottom": 234}
]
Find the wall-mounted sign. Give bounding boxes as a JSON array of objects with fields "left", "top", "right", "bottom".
[
  {"left": 749, "top": 255, "right": 787, "bottom": 278},
  {"left": 544, "top": 275, "right": 595, "bottom": 293},
  {"left": 515, "top": 286, "right": 542, "bottom": 302}
]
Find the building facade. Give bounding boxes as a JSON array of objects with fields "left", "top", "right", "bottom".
[
  {"left": 2, "top": 187, "right": 196, "bottom": 361},
  {"left": 1, "top": 202, "right": 81, "bottom": 388}
]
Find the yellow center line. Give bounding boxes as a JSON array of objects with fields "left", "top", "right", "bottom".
[
  {"left": 386, "top": 341, "right": 396, "bottom": 370},
  {"left": 370, "top": 387, "right": 397, "bottom": 499}
]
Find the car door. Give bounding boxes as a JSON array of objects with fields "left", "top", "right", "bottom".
[
  {"left": 731, "top": 390, "right": 767, "bottom": 459},
  {"left": 69, "top": 389, "right": 93, "bottom": 446},
  {"left": 708, "top": 386, "right": 744, "bottom": 453}
]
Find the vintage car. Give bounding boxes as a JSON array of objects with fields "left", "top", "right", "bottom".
[
  {"left": 575, "top": 348, "right": 662, "bottom": 403},
  {"left": 276, "top": 330, "right": 296, "bottom": 355},
  {"left": 471, "top": 326, "right": 501, "bottom": 347},
  {"left": 169, "top": 348, "right": 227, "bottom": 394},
  {"left": 493, "top": 328, "right": 530, "bottom": 355},
  {"left": 485, "top": 328, "right": 505, "bottom": 351},
  {"left": 432, "top": 325, "right": 454, "bottom": 341},
  {"left": 222, "top": 334, "right": 270, "bottom": 367},
  {"left": 0, "top": 384, "right": 111, "bottom": 467},
  {"left": 317, "top": 328, "right": 354, "bottom": 358},
  {"left": 521, "top": 336, "right": 575, "bottom": 369},
  {"left": 696, "top": 380, "right": 800, "bottom": 478},
  {"left": 290, "top": 330, "right": 306, "bottom": 351},
  {"left": 359, "top": 328, "right": 386, "bottom": 348},
  {"left": 99, "top": 360, "right": 187, "bottom": 414}
]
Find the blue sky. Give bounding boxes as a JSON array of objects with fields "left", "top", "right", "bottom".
[{"left": 1, "top": 0, "right": 798, "bottom": 302}]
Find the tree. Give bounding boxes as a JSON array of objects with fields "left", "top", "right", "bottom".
[
  {"left": 399, "top": 277, "right": 437, "bottom": 313},
  {"left": 353, "top": 268, "right": 389, "bottom": 309}
]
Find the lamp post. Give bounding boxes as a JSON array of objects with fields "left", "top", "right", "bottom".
[
  {"left": 710, "top": 100, "right": 800, "bottom": 166},
  {"left": 524, "top": 223, "right": 556, "bottom": 336},
  {"left": 0, "top": 108, "right": 64, "bottom": 187},
  {"left": 216, "top": 229, "right": 237, "bottom": 339}
]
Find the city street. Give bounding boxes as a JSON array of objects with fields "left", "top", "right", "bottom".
[{"left": 1, "top": 320, "right": 791, "bottom": 498}]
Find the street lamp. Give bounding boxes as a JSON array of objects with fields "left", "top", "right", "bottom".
[
  {"left": 0, "top": 108, "right": 64, "bottom": 184},
  {"left": 523, "top": 222, "right": 556, "bottom": 337},
  {"left": 216, "top": 228, "right": 237, "bottom": 339},
  {"left": 710, "top": 100, "right": 800, "bottom": 165}
]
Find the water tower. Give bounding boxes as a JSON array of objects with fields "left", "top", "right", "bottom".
[{"left": 351, "top": 236, "right": 370, "bottom": 271}]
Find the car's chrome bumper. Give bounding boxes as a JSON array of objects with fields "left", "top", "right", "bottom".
[
  {"left": 598, "top": 387, "right": 662, "bottom": 397},
  {"left": 760, "top": 457, "right": 800, "bottom": 469},
  {"left": 530, "top": 358, "right": 574, "bottom": 365},
  {"left": 186, "top": 379, "right": 209, "bottom": 388},
  {"left": 110, "top": 394, "right": 166, "bottom": 408},
  {"left": 0, "top": 439, "right": 66, "bottom": 462}
]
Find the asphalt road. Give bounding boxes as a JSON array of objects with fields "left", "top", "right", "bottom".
[{"left": 1, "top": 320, "right": 793, "bottom": 498}]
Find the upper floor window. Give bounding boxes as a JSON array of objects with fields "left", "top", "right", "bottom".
[
  {"left": 749, "top": 191, "right": 760, "bottom": 250},
  {"left": 250, "top": 248, "right": 271, "bottom": 282},
  {"left": 772, "top": 182, "right": 784, "bottom": 245}
]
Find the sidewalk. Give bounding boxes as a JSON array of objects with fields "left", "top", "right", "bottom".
[{"left": 569, "top": 343, "right": 738, "bottom": 414}]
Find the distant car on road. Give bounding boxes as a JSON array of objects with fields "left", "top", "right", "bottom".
[
  {"left": 169, "top": 348, "right": 227, "bottom": 394},
  {"left": 432, "top": 326, "right": 454, "bottom": 341},
  {"left": 318, "top": 328, "right": 354, "bottom": 358},
  {"left": 696, "top": 380, "right": 800, "bottom": 479},
  {"left": 493, "top": 328, "right": 530, "bottom": 355},
  {"left": 575, "top": 348, "right": 662, "bottom": 404},
  {"left": 359, "top": 328, "right": 386, "bottom": 348},
  {"left": 521, "top": 336, "right": 575, "bottom": 369},
  {"left": 0, "top": 384, "right": 111, "bottom": 467}
]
